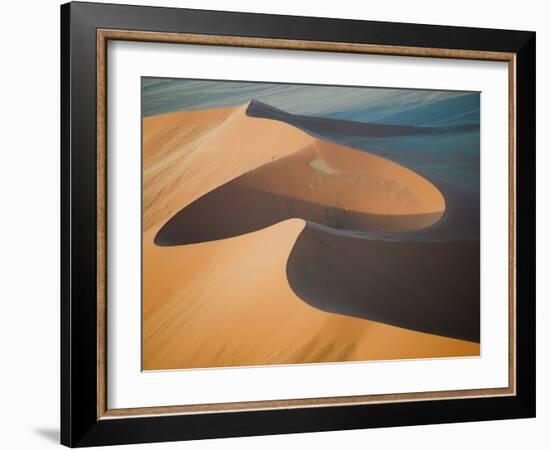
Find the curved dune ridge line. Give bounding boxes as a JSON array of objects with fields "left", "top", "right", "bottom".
[
  {"left": 155, "top": 118, "right": 446, "bottom": 246},
  {"left": 142, "top": 102, "right": 479, "bottom": 370}
]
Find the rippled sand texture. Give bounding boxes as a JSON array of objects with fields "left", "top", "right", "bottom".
[{"left": 142, "top": 102, "right": 480, "bottom": 370}]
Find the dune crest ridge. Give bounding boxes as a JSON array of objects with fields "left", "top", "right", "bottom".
[
  {"left": 155, "top": 108, "right": 446, "bottom": 246},
  {"left": 246, "top": 99, "right": 478, "bottom": 137}
]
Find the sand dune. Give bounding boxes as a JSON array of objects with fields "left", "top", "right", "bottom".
[
  {"left": 156, "top": 138, "right": 445, "bottom": 245},
  {"left": 143, "top": 220, "right": 479, "bottom": 370},
  {"left": 143, "top": 102, "right": 480, "bottom": 370}
]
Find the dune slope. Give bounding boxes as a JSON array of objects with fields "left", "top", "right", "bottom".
[
  {"left": 142, "top": 102, "right": 314, "bottom": 232},
  {"left": 143, "top": 219, "right": 479, "bottom": 370}
]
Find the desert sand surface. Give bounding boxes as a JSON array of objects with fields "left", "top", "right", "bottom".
[
  {"left": 143, "top": 220, "right": 478, "bottom": 370},
  {"left": 143, "top": 102, "right": 480, "bottom": 370}
]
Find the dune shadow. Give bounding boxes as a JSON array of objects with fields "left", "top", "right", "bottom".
[
  {"left": 247, "top": 99, "right": 478, "bottom": 138},
  {"left": 287, "top": 224, "right": 480, "bottom": 343}
]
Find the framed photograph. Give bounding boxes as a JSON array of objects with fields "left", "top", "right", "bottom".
[{"left": 61, "top": 1, "right": 536, "bottom": 447}]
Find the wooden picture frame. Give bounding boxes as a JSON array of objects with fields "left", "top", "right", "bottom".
[{"left": 61, "top": 2, "right": 535, "bottom": 447}]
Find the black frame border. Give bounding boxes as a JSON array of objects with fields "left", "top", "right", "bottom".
[{"left": 61, "top": 2, "right": 535, "bottom": 447}]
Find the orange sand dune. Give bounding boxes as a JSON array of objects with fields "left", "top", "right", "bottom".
[
  {"left": 155, "top": 140, "right": 446, "bottom": 247},
  {"left": 142, "top": 104, "right": 479, "bottom": 370},
  {"left": 143, "top": 219, "right": 478, "bottom": 370}
]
